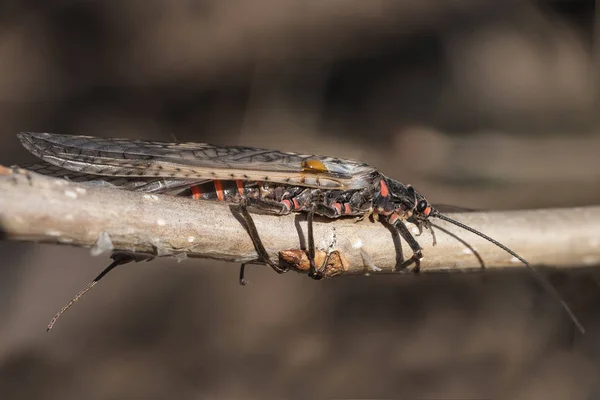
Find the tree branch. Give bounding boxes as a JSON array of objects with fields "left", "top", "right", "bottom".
[{"left": 0, "top": 165, "right": 599, "bottom": 275}]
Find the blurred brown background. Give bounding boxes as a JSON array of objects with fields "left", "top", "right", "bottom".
[{"left": 1, "top": 1, "right": 600, "bottom": 399}]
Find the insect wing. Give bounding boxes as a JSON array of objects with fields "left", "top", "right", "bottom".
[
  {"left": 18, "top": 162, "right": 208, "bottom": 194},
  {"left": 18, "top": 132, "right": 377, "bottom": 190}
]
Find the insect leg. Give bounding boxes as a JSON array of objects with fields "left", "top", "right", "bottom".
[
  {"left": 307, "top": 204, "right": 342, "bottom": 280},
  {"left": 236, "top": 196, "right": 311, "bottom": 284},
  {"left": 238, "top": 196, "right": 342, "bottom": 282},
  {"left": 244, "top": 197, "right": 290, "bottom": 214},
  {"left": 237, "top": 198, "right": 289, "bottom": 280},
  {"left": 239, "top": 263, "right": 249, "bottom": 286},
  {"left": 306, "top": 208, "right": 322, "bottom": 280},
  {"left": 393, "top": 220, "right": 423, "bottom": 273},
  {"left": 412, "top": 218, "right": 437, "bottom": 247}
]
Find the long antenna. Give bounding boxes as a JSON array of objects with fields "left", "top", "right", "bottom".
[
  {"left": 46, "top": 253, "right": 134, "bottom": 331},
  {"left": 432, "top": 211, "right": 585, "bottom": 334}
]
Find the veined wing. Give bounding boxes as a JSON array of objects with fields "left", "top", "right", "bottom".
[
  {"left": 18, "top": 132, "right": 378, "bottom": 190},
  {"left": 18, "top": 161, "right": 206, "bottom": 194}
]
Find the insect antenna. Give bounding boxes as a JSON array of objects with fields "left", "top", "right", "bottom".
[
  {"left": 431, "top": 211, "right": 585, "bottom": 334},
  {"left": 46, "top": 253, "right": 134, "bottom": 331}
]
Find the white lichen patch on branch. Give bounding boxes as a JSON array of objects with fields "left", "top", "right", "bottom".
[
  {"left": 317, "top": 228, "right": 337, "bottom": 252},
  {"left": 91, "top": 231, "right": 114, "bottom": 256},
  {"left": 51, "top": 178, "right": 69, "bottom": 186},
  {"left": 64, "top": 190, "right": 78, "bottom": 199},
  {"left": 360, "top": 249, "right": 381, "bottom": 272},
  {"left": 352, "top": 238, "right": 364, "bottom": 249}
]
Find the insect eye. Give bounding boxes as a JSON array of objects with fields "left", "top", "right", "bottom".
[{"left": 416, "top": 200, "right": 428, "bottom": 213}]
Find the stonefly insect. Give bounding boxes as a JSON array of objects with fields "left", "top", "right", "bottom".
[{"left": 15, "top": 132, "right": 584, "bottom": 333}]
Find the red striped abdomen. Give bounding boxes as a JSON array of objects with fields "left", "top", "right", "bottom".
[
  {"left": 184, "top": 180, "right": 264, "bottom": 202},
  {"left": 183, "top": 180, "right": 368, "bottom": 217}
]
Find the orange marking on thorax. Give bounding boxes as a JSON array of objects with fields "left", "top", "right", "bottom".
[
  {"left": 301, "top": 159, "right": 328, "bottom": 173},
  {"left": 379, "top": 180, "right": 389, "bottom": 197},
  {"left": 191, "top": 185, "right": 202, "bottom": 200},
  {"left": 235, "top": 180, "right": 245, "bottom": 196},
  {"left": 424, "top": 206, "right": 432, "bottom": 217},
  {"left": 213, "top": 180, "right": 224, "bottom": 201}
]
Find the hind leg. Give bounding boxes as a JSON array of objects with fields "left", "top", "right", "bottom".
[{"left": 237, "top": 198, "right": 289, "bottom": 284}]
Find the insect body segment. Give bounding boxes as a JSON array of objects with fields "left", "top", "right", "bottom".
[
  {"left": 181, "top": 177, "right": 373, "bottom": 219},
  {"left": 16, "top": 132, "right": 585, "bottom": 334},
  {"left": 186, "top": 180, "right": 261, "bottom": 201}
]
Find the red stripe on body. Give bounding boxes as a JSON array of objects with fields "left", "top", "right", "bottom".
[
  {"left": 379, "top": 180, "right": 389, "bottom": 197},
  {"left": 282, "top": 199, "right": 292, "bottom": 211},
  {"left": 213, "top": 180, "right": 224, "bottom": 201},
  {"left": 333, "top": 203, "right": 342, "bottom": 214},
  {"left": 191, "top": 185, "right": 202, "bottom": 200},
  {"left": 344, "top": 203, "right": 352, "bottom": 214},
  {"left": 235, "top": 180, "right": 245, "bottom": 196}
]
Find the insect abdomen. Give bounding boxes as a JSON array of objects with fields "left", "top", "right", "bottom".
[{"left": 181, "top": 180, "right": 260, "bottom": 201}]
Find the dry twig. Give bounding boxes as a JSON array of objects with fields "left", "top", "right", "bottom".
[{"left": 0, "top": 165, "right": 599, "bottom": 275}]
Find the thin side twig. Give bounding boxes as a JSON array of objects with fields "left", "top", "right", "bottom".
[{"left": 0, "top": 165, "right": 599, "bottom": 275}]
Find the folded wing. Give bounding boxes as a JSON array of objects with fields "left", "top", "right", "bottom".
[{"left": 18, "top": 132, "right": 377, "bottom": 190}]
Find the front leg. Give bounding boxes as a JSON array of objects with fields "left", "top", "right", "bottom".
[
  {"left": 411, "top": 217, "right": 437, "bottom": 247},
  {"left": 393, "top": 218, "right": 423, "bottom": 273}
]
